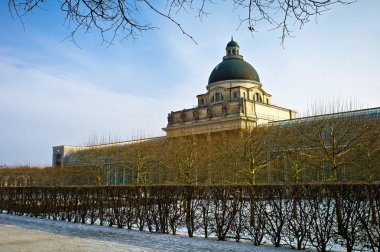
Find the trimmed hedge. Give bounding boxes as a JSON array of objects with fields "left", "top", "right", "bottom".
[{"left": 0, "top": 184, "right": 379, "bottom": 251}]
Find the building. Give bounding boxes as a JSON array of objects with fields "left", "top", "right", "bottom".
[
  {"left": 163, "top": 38, "right": 296, "bottom": 137},
  {"left": 53, "top": 38, "right": 296, "bottom": 167},
  {"left": 52, "top": 38, "right": 379, "bottom": 180}
]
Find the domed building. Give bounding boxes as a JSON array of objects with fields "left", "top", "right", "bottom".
[
  {"left": 52, "top": 38, "right": 298, "bottom": 168},
  {"left": 52, "top": 38, "right": 380, "bottom": 184},
  {"left": 163, "top": 38, "right": 297, "bottom": 137}
]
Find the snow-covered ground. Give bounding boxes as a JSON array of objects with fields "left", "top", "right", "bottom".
[{"left": 0, "top": 214, "right": 303, "bottom": 252}]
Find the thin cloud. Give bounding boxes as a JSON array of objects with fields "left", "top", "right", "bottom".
[{"left": 0, "top": 51, "right": 187, "bottom": 165}]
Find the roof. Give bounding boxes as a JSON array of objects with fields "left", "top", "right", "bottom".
[
  {"left": 226, "top": 39, "right": 239, "bottom": 47},
  {"left": 270, "top": 107, "right": 380, "bottom": 127},
  {"left": 208, "top": 58, "right": 260, "bottom": 84}
]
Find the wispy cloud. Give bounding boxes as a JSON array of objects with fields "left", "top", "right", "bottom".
[{"left": 0, "top": 49, "right": 191, "bottom": 165}]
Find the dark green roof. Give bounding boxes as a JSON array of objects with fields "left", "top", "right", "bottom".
[
  {"left": 208, "top": 58, "right": 260, "bottom": 85},
  {"left": 226, "top": 40, "right": 239, "bottom": 47}
]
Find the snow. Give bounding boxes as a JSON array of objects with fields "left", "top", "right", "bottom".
[{"left": 0, "top": 213, "right": 303, "bottom": 251}]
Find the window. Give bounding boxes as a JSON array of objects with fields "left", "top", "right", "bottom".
[
  {"left": 340, "top": 165, "right": 347, "bottom": 182},
  {"left": 212, "top": 93, "right": 223, "bottom": 102},
  {"left": 55, "top": 153, "right": 62, "bottom": 166},
  {"left": 233, "top": 92, "right": 238, "bottom": 99},
  {"left": 199, "top": 98, "right": 205, "bottom": 106},
  {"left": 254, "top": 93, "right": 262, "bottom": 102},
  {"left": 228, "top": 49, "right": 231, "bottom": 55},
  {"left": 232, "top": 49, "right": 236, "bottom": 55}
]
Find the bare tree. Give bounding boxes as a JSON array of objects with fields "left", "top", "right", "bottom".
[
  {"left": 163, "top": 135, "right": 207, "bottom": 185},
  {"left": 119, "top": 139, "right": 163, "bottom": 185},
  {"left": 206, "top": 131, "right": 244, "bottom": 185},
  {"left": 273, "top": 125, "right": 313, "bottom": 184},
  {"left": 300, "top": 116, "right": 369, "bottom": 183},
  {"left": 8, "top": 0, "right": 353, "bottom": 45},
  {"left": 353, "top": 120, "right": 380, "bottom": 183},
  {"left": 240, "top": 127, "right": 280, "bottom": 184}
]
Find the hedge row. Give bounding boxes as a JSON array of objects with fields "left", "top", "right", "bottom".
[{"left": 0, "top": 184, "right": 379, "bottom": 251}]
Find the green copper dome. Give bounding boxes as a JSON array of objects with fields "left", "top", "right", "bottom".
[
  {"left": 208, "top": 58, "right": 260, "bottom": 84},
  {"left": 208, "top": 39, "right": 260, "bottom": 85}
]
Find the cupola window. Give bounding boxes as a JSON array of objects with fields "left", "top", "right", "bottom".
[
  {"left": 254, "top": 93, "right": 262, "bottom": 102},
  {"left": 212, "top": 93, "right": 224, "bottom": 102},
  {"left": 199, "top": 98, "right": 205, "bottom": 106}
]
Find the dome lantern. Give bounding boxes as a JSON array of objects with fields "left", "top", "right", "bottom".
[{"left": 225, "top": 37, "right": 241, "bottom": 59}]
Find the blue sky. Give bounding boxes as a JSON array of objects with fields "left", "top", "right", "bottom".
[{"left": 0, "top": 1, "right": 379, "bottom": 166}]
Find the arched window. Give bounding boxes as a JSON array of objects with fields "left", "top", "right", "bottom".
[
  {"left": 212, "top": 93, "right": 223, "bottom": 102},
  {"left": 254, "top": 93, "right": 262, "bottom": 102},
  {"left": 232, "top": 49, "right": 236, "bottom": 55},
  {"left": 228, "top": 49, "right": 231, "bottom": 55}
]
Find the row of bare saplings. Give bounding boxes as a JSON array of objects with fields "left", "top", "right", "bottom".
[
  {"left": 1, "top": 116, "right": 380, "bottom": 187},
  {"left": 0, "top": 184, "right": 379, "bottom": 251}
]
